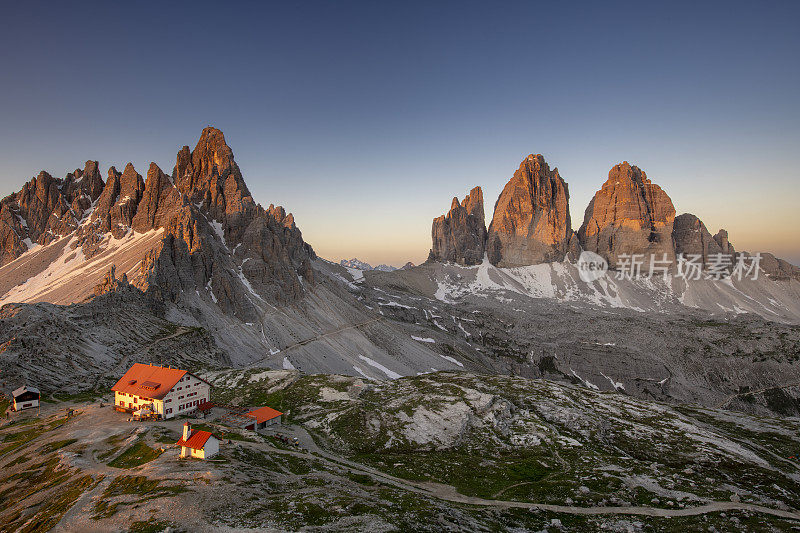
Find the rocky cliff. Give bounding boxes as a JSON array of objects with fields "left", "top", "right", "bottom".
[
  {"left": 429, "top": 186, "right": 487, "bottom": 265},
  {"left": 578, "top": 162, "right": 675, "bottom": 269},
  {"left": 487, "top": 155, "right": 574, "bottom": 267}
]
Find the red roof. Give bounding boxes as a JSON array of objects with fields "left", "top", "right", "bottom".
[
  {"left": 111, "top": 363, "right": 207, "bottom": 400},
  {"left": 247, "top": 406, "right": 283, "bottom": 424},
  {"left": 176, "top": 429, "right": 217, "bottom": 450}
]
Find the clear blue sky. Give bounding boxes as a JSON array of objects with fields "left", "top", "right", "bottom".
[{"left": 1, "top": 1, "right": 798, "bottom": 266}]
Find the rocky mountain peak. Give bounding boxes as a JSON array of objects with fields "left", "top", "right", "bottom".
[
  {"left": 429, "top": 186, "right": 487, "bottom": 266},
  {"left": 174, "top": 126, "right": 253, "bottom": 224},
  {"left": 672, "top": 213, "right": 725, "bottom": 265},
  {"left": 579, "top": 162, "right": 676, "bottom": 269},
  {"left": 713, "top": 229, "right": 734, "bottom": 255},
  {"left": 88, "top": 163, "right": 146, "bottom": 239},
  {"left": 131, "top": 163, "right": 179, "bottom": 233},
  {"left": 487, "top": 154, "right": 574, "bottom": 266},
  {"left": 460, "top": 186, "right": 484, "bottom": 219}
]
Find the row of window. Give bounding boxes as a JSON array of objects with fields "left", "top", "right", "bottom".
[{"left": 178, "top": 399, "right": 204, "bottom": 411}]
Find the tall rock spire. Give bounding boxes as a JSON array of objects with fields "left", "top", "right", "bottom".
[
  {"left": 578, "top": 162, "right": 675, "bottom": 269},
  {"left": 487, "top": 154, "right": 574, "bottom": 267},
  {"left": 174, "top": 127, "right": 253, "bottom": 224},
  {"left": 429, "top": 186, "right": 486, "bottom": 265}
]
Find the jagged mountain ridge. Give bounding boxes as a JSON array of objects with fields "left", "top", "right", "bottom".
[
  {"left": 428, "top": 153, "right": 800, "bottom": 282},
  {"left": 0, "top": 127, "right": 315, "bottom": 316}
]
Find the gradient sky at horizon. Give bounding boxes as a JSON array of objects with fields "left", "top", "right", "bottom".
[{"left": 1, "top": 1, "right": 798, "bottom": 266}]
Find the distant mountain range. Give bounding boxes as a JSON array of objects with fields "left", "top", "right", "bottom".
[{"left": 339, "top": 258, "right": 415, "bottom": 272}]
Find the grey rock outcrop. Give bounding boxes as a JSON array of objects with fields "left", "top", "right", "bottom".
[
  {"left": 759, "top": 253, "right": 800, "bottom": 281},
  {"left": 672, "top": 213, "right": 724, "bottom": 264},
  {"left": 429, "top": 186, "right": 486, "bottom": 265},
  {"left": 713, "top": 229, "right": 735, "bottom": 256}
]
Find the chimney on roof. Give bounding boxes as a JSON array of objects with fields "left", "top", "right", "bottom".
[{"left": 183, "top": 422, "right": 191, "bottom": 441}]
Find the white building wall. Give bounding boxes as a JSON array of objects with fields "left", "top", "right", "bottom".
[
  {"left": 165, "top": 374, "right": 211, "bottom": 418},
  {"left": 203, "top": 436, "right": 219, "bottom": 458},
  {"left": 13, "top": 399, "right": 39, "bottom": 411},
  {"left": 182, "top": 437, "right": 219, "bottom": 460},
  {"left": 115, "top": 392, "right": 156, "bottom": 414}
]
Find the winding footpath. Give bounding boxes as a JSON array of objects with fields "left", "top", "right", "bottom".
[{"left": 246, "top": 317, "right": 384, "bottom": 368}]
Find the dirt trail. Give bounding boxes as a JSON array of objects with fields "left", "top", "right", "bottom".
[
  {"left": 716, "top": 380, "right": 800, "bottom": 409},
  {"left": 93, "top": 326, "right": 193, "bottom": 388},
  {"left": 247, "top": 317, "right": 384, "bottom": 367}
]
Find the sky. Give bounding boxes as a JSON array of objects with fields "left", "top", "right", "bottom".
[{"left": 1, "top": 1, "right": 798, "bottom": 267}]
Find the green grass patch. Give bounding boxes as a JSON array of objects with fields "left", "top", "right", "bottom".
[
  {"left": 96, "top": 433, "right": 128, "bottom": 461},
  {"left": 93, "top": 475, "right": 187, "bottom": 519},
  {"left": 355, "top": 449, "right": 553, "bottom": 501},
  {"left": 0, "top": 469, "right": 96, "bottom": 533},
  {"left": 108, "top": 441, "right": 163, "bottom": 469},
  {"left": 50, "top": 390, "right": 105, "bottom": 404},
  {"left": 127, "top": 518, "right": 179, "bottom": 533},
  {"left": 347, "top": 471, "right": 376, "bottom": 486},
  {"left": 104, "top": 475, "right": 186, "bottom": 498},
  {"left": 15, "top": 474, "right": 95, "bottom": 533},
  {"left": 0, "top": 419, "right": 62, "bottom": 458},
  {"left": 41, "top": 438, "right": 78, "bottom": 453}
]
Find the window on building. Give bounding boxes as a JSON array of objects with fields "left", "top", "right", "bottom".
[{"left": 166, "top": 408, "right": 172, "bottom": 414}]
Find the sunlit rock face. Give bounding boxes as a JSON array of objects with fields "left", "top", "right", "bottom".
[
  {"left": 578, "top": 161, "right": 675, "bottom": 269},
  {"left": 487, "top": 154, "right": 574, "bottom": 267}
]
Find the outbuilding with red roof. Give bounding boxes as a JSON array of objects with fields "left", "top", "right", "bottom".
[
  {"left": 246, "top": 406, "right": 283, "bottom": 431},
  {"left": 176, "top": 422, "right": 220, "bottom": 459}
]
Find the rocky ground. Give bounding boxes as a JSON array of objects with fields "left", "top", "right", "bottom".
[
  {"left": 351, "top": 260, "right": 800, "bottom": 416},
  {"left": 1, "top": 370, "right": 800, "bottom": 532}
]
